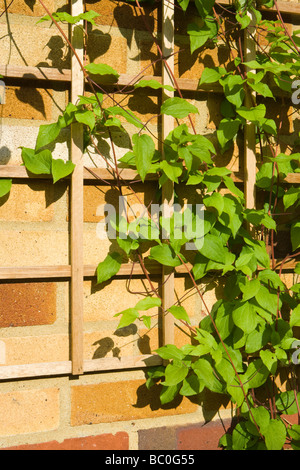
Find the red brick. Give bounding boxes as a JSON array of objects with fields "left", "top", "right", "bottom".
[
  {"left": 0, "top": 282, "right": 56, "bottom": 327},
  {"left": 176, "top": 419, "right": 233, "bottom": 450},
  {"left": 2, "top": 432, "right": 129, "bottom": 450}
]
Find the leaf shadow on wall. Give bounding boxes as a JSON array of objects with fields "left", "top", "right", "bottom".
[{"left": 36, "top": 36, "right": 71, "bottom": 72}]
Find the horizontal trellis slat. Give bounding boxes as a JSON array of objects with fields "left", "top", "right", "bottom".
[{"left": 0, "top": 354, "right": 163, "bottom": 380}]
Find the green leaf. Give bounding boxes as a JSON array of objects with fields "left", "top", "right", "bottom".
[
  {"left": 288, "top": 425, "right": 300, "bottom": 441},
  {"left": 187, "top": 19, "right": 218, "bottom": 53},
  {"left": 236, "top": 104, "right": 266, "bottom": 123},
  {"left": 245, "top": 359, "right": 270, "bottom": 389},
  {"left": 140, "top": 315, "right": 151, "bottom": 329},
  {"left": 134, "top": 79, "right": 175, "bottom": 92},
  {"left": 75, "top": 109, "right": 95, "bottom": 130},
  {"left": 243, "top": 208, "right": 276, "bottom": 231},
  {"left": 163, "top": 361, "right": 189, "bottom": 386},
  {"left": 236, "top": 12, "right": 251, "bottom": 29},
  {"left": 232, "top": 301, "right": 258, "bottom": 334},
  {"left": 240, "top": 278, "right": 261, "bottom": 301},
  {"left": 160, "top": 160, "right": 183, "bottom": 183},
  {"left": 232, "top": 422, "right": 256, "bottom": 450},
  {"left": 203, "top": 192, "right": 224, "bottom": 216},
  {"left": 160, "top": 384, "right": 181, "bottom": 405},
  {"left": 155, "top": 344, "right": 185, "bottom": 361},
  {"left": 177, "top": 0, "right": 190, "bottom": 11},
  {"left": 260, "top": 349, "right": 277, "bottom": 374},
  {"left": 51, "top": 159, "right": 75, "bottom": 183},
  {"left": 114, "top": 308, "right": 139, "bottom": 329},
  {"left": 37, "top": 10, "right": 100, "bottom": 25},
  {"left": 220, "top": 75, "right": 246, "bottom": 108},
  {"left": 135, "top": 297, "right": 161, "bottom": 311},
  {"left": 223, "top": 175, "right": 245, "bottom": 201},
  {"left": 21, "top": 147, "right": 52, "bottom": 175},
  {"left": 0, "top": 179, "right": 12, "bottom": 198},
  {"left": 168, "top": 306, "right": 190, "bottom": 324},
  {"left": 276, "top": 390, "right": 300, "bottom": 415},
  {"left": 249, "top": 81, "right": 274, "bottom": 99},
  {"left": 192, "top": 252, "right": 208, "bottom": 280},
  {"left": 245, "top": 325, "right": 270, "bottom": 354},
  {"left": 199, "top": 67, "right": 226, "bottom": 85},
  {"left": 250, "top": 406, "right": 270, "bottom": 434},
  {"left": 196, "top": 234, "right": 228, "bottom": 264},
  {"left": 291, "top": 222, "right": 300, "bottom": 251},
  {"left": 290, "top": 304, "right": 300, "bottom": 327},
  {"left": 217, "top": 118, "right": 242, "bottom": 150},
  {"left": 96, "top": 252, "right": 123, "bottom": 284},
  {"left": 149, "top": 244, "right": 181, "bottom": 267},
  {"left": 195, "top": 0, "right": 215, "bottom": 17},
  {"left": 106, "top": 106, "right": 143, "bottom": 128},
  {"left": 161, "top": 97, "right": 198, "bottom": 119},
  {"left": 84, "top": 63, "right": 119, "bottom": 78},
  {"left": 132, "top": 133, "right": 155, "bottom": 182},
  {"left": 283, "top": 187, "right": 300, "bottom": 209},
  {"left": 180, "top": 374, "right": 204, "bottom": 396},
  {"left": 264, "top": 419, "right": 286, "bottom": 450},
  {"left": 255, "top": 285, "right": 279, "bottom": 315},
  {"left": 192, "top": 358, "right": 224, "bottom": 393},
  {"left": 35, "top": 122, "right": 61, "bottom": 150}
]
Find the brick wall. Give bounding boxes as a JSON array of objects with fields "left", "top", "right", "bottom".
[{"left": 0, "top": 0, "right": 298, "bottom": 451}]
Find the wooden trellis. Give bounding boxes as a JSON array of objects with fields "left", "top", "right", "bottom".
[{"left": 0, "top": 0, "right": 299, "bottom": 380}]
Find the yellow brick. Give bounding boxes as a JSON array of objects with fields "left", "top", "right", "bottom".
[
  {"left": 0, "top": 388, "right": 60, "bottom": 436},
  {"left": 0, "top": 0, "right": 55, "bottom": 16},
  {"left": 84, "top": 331, "right": 135, "bottom": 360},
  {"left": 71, "top": 379, "right": 198, "bottom": 425},
  {"left": 1, "top": 86, "right": 53, "bottom": 121},
  {"left": 0, "top": 23, "right": 70, "bottom": 68},
  {"left": 83, "top": 278, "right": 160, "bottom": 322},
  {"left": 0, "top": 183, "right": 54, "bottom": 222},
  {"left": 2, "top": 334, "right": 69, "bottom": 365},
  {"left": 86, "top": 34, "right": 127, "bottom": 74},
  {"left": 0, "top": 230, "right": 68, "bottom": 266}
]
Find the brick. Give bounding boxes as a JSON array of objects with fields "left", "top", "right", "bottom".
[
  {"left": 0, "top": 388, "right": 60, "bottom": 436},
  {"left": 102, "top": 91, "right": 160, "bottom": 126},
  {"left": 0, "top": 182, "right": 54, "bottom": 222},
  {"left": 1, "top": 86, "right": 53, "bottom": 121},
  {"left": 174, "top": 43, "right": 237, "bottom": 80},
  {"left": 1, "top": 334, "right": 68, "bottom": 365},
  {"left": 83, "top": 330, "right": 135, "bottom": 360},
  {"left": 139, "top": 426, "right": 177, "bottom": 450},
  {"left": 2, "top": 432, "right": 129, "bottom": 450},
  {"left": 71, "top": 379, "right": 198, "bottom": 425},
  {"left": 0, "top": 0, "right": 55, "bottom": 16},
  {"left": 86, "top": 0, "right": 160, "bottom": 32},
  {"left": 0, "top": 23, "right": 69, "bottom": 68},
  {"left": 84, "top": 182, "right": 158, "bottom": 224},
  {"left": 0, "top": 230, "right": 68, "bottom": 266},
  {"left": 0, "top": 282, "right": 56, "bottom": 328},
  {"left": 86, "top": 34, "right": 127, "bottom": 74},
  {"left": 83, "top": 278, "right": 160, "bottom": 322},
  {"left": 176, "top": 419, "right": 233, "bottom": 450}
]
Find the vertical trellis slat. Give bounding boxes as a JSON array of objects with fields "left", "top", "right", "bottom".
[
  {"left": 161, "top": 0, "right": 175, "bottom": 346},
  {"left": 70, "top": 0, "right": 84, "bottom": 375},
  {"left": 244, "top": 12, "right": 257, "bottom": 212}
]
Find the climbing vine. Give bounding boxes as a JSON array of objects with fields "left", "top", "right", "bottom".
[{"left": 1, "top": 0, "right": 300, "bottom": 450}]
